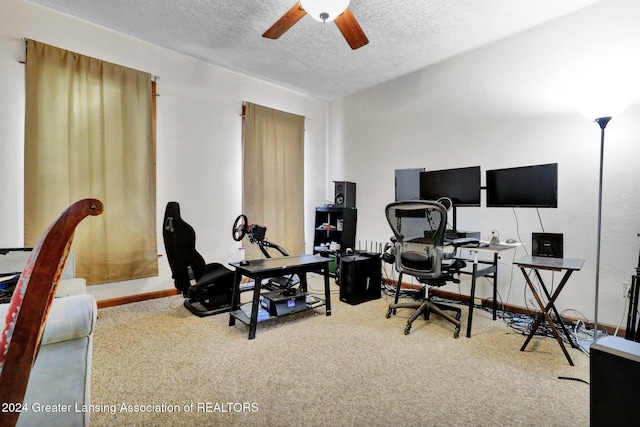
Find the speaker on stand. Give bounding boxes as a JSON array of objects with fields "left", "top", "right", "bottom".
[{"left": 334, "top": 181, "right": 356, "bottom": 208}]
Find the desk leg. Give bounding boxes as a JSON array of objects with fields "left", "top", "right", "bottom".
[
  {"left": 492, "top": 253, "right": 498, "bottom": 321},
  {"left": 533, "top": 269, "right": 578, "bottom": 349},
  {"left": 229, "top": 270, "right": 243, "bottom": 327},
  {"left": 247, "top": 276, "right": 263, "bottom": 340},
  {"left": 519, "top": 268, "right": 574, "bottom": 366},
  {"left": 324, "top": 266, "right": 332, "bottom": 316},
  {"left": 466, "top": 260, "right": 479, "bottom": 338},
  {"left": 299, "top": 272, "right": 308, "bottom": 293}
]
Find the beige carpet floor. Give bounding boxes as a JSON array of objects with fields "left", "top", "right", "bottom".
[{"left": 90, "top": 276, "right": 589, "bottom": 426}]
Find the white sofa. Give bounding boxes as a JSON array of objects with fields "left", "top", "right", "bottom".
[{"left": 1, "top": 250, "right": 97, "bottom": 427}]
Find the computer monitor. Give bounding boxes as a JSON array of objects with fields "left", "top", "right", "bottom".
[
  {"left": 486, "top": 163, "right": 558, "bottom": 208},
  {"left": 419, "top": 166, "right": 481, "bottom": 207}
]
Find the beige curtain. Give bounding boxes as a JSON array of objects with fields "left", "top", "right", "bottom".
[
  {"left": 243, "top": 102, "right": 305, "bottom": 259},
  {"left": 24, "top": 40, "right": 157, "bottom": 284}
]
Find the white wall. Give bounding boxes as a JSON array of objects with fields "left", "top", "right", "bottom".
[
  {"left": 328, "top": 0, "right": 640, "bottom": 326},
  {"left": 0, "top": 0, "right": 328, "bottom": 301},
  {"left": 2, "top": 0, "right": 639, "bottom": 328}
]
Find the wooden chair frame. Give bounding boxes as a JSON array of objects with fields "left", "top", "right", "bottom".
[{"left": 0, "top": 199, "right": 103, "bottom": 427}]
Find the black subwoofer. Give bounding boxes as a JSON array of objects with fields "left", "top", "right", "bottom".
[{"left": 339, "top": 254, "right": 381, "bottom": 305}]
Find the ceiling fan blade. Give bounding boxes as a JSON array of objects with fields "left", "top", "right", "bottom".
[
  {"left": 262, "top": 2, "right": 307, "bottom": 40},
  {"left": 334, "top": 8, "right": 369, "bottom": 50}
]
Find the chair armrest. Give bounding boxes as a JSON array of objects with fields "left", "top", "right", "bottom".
[
  {"left": 55, "top": 277, "right": 87, "bottom": 297},
  {"left": 451, "top": 237, "right": 480, "bottom": 247},
  {"left": 0, "top": 294, "right": 97, "bottom": 346},
  {"left": 41, "top": 294, "right": 97, "bottom": 345},
  {"left": 442, "top": 238, "right": 480, "bottom": 259}
]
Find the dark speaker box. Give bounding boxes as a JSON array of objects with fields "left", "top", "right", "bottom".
[
  {"left": 590, "top": 336, "right": 640, "bottom": 426},
  {"left": 334, "top": 181, "right": 356, "bottom": 208},
  {"left": 339, "top": 254, "right": 381, "bottom": 305}
]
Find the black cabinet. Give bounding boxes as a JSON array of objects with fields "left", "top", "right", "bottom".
[{"left": 312, "top": 207, "right": 357, "bottom": 254}]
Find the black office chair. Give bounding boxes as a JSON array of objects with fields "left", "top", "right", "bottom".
[
  {"left": 384, "top": 200, "right": 473, "bottom": 338},
  {"left": 162, "top": 201, "right": 235, "bottom": 317}
]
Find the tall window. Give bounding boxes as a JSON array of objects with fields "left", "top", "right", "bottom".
[
  {"left": 243, "top": 102, "right": 305, "bottom": 259},
  {"left": 24, "top": 40, "right": 157, "bottom": 284}
]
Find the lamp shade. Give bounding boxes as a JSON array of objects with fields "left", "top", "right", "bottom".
[
  {"left": 300, "top": 0, "right": 350, "bottom": 22},
  {"left": 575, "top": 52, "right": 637, "bottom": 120},
  {"left": 579, "top": 88, "right": 629, "bottom": 121}
]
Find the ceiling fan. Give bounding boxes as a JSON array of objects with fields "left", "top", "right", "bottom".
[{"left": 262, "top": 0, "right": 369, "bottom": 50}]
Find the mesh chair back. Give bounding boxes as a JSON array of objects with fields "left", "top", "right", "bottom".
[{"left": 385, "top": 200, "right": 447, "bottom": 280}]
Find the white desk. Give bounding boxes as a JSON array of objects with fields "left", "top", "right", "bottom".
[
  {"left": 389, "top": 242, "right": 519, "bottom": 338},
  {"left": 455, "top": 243, "right": 519, "bottom": 338}
]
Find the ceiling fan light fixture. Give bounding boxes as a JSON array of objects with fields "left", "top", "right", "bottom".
[{"left": 300, "top": 0, "right": 350, "bottom": 23}]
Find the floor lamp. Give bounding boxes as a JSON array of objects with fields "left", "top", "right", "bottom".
[{"left": 592, "top": 116, "right": 611, "bottom": 342}]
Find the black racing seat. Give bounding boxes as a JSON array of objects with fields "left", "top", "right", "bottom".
[{"left": 163, "top": 201, "right": 234, "bottom": 317}]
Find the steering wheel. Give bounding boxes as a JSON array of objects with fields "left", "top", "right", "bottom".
[{"left": 232, "top": 214, "right": 248, "bottom": 241}]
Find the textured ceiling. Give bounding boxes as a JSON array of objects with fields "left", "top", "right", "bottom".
[{"left": 26, "top": 0, "right": 601, "bottom": 101}]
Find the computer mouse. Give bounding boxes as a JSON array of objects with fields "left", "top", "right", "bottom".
[{"left": 506, "top": 239, "right": 517, "bottom": 244}]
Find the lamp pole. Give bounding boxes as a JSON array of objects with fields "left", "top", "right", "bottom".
[{"left": 593, "top": 116, "right": 611, "bottom": 342}]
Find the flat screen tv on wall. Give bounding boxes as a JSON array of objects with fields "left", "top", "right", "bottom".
[{"left": 486, "top": 163, "right": 558, "bottom": 208}]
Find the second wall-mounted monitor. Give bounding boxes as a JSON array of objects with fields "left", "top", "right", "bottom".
[
  {"left": 419, "top": 166, "right": 481, "bottom": 207},
  {"left": 486, "top": 163, "right": 558, "bottom": 208}
]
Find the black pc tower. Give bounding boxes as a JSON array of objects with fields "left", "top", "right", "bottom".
[{"left": 339, "top": 254, "right": 381, "bottom": 305}]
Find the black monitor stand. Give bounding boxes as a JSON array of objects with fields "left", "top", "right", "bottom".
[
  {"left": 451, "top": 206, "right": 458, "bottom": 233},
  {"left": 444, "top": 207, "right": 479, "bottom": 241},
  {"left": 444, "top": 207, "right": 459, "bottom": 241}
]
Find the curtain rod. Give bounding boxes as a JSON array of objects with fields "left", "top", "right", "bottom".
[
  {"left": 241, "top": 101, "right": 310, "bottom": 122},
  {"left": 20, "top": 37, "right": 160, "bottom": 80}
]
